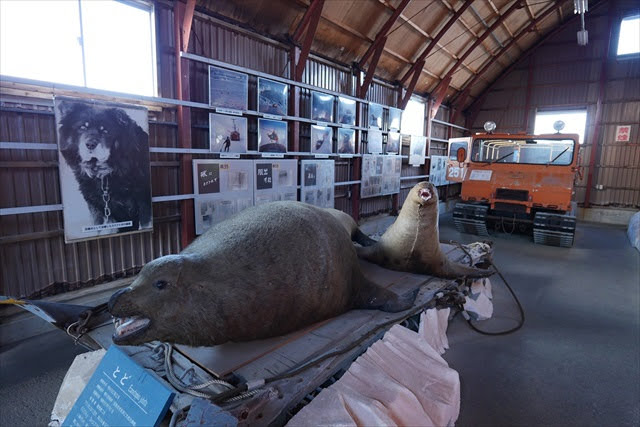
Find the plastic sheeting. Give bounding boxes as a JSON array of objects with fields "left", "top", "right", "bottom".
[
  {"left": 287, "top": 315, "right": 460, "bottom": 427},
  {"left": 463, "top": 278, "right": 494, "bottom": 321}
]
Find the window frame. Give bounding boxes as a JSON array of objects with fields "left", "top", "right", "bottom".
[
  {"left": 614, "top": 13, "right": 640, "bottom": 60},
  {"left": 0, "top": 0, "right": 158, "bottom": 96},
  {"left": 533, "top": 109, "right": 588, "bottom": 145}
]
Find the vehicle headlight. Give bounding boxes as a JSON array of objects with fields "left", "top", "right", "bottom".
[
  {"left": 483, "top": 121, "right": 497, "bottom": 133},
  {"left": 553, "top": 120, "right": 565, "bottom": 132}
]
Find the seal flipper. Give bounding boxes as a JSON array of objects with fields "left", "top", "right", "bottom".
[
  {"left": 353, "top": 229, "right": 377, "bottom": 247},
  {"left": 354, "top": 280, "right": 418, "bottom": 313},
  {"left": 437, "top": 258, "right": 494, "bottom": 279}
]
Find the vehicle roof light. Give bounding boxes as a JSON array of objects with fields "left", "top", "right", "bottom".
[{"left": 484, "top": 121, "right": 496, "bottom": 133}]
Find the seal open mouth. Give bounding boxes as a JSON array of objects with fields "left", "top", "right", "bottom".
[
  {"left": 112, "top": 316, "right": 150, "bottom": 342},
  {"left": 419, "top": 188, "right": 432, "bottom": 202}
]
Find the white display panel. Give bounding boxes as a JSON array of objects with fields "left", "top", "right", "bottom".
[
  {"left": 193, "top": 159, "right": 254, "bottom": 235},
  {"left": 361, "top": 154, "right": 402, "bottom": 198},
  {"left": 301, "top": 159, "right": 335, "bottom": 208},
  {"left": 254, "top": 159, "right": 298, "bottom": 205},
  {"left": 429, "top": 155, "right": 451, "bottom": 186}
]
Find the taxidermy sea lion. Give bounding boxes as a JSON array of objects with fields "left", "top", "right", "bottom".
[
  {"left": 356, "top": 182, "right": 493, "bottom": 279},
  {"left": 108, "top": 201, "right": 417, "bottom": 347}
]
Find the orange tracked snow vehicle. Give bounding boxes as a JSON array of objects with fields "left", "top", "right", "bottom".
[{"left": 446, "top": 122, "right": 580, "bottom": 247}]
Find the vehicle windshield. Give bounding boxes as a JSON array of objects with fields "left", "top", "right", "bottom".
[{"left": 471, "top": 138, "right": 575, "bottom": 166}]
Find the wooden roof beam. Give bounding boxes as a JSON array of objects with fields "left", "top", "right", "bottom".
[
  {"left": 359, "top": 0, "right": 411, "bottom": 68},
  {"left": 180, "top": 0, "right": 196, "bottom": 52},
  {"left": 465, "top": 0, "right": 605, "bottom": 121},
  {"left": 453, "top": 1, "right": 561, "bottom": 107},
  {"left": 399, "top": 60, "right": 425, "bottom": 109},
  {"left": 429, "top": 0, "right": 524, "bottom": 97},
  {"left": 358, "top": 0, "right": 411, "bottom": 98},
  {"left": 399, "top": 0, "right": 476, "bottom": 86}
]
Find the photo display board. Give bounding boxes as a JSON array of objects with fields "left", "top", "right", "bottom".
[
  {"left": 429, "top": 155, "right": 451, "bottom": 186},
  {"left": 254, "top": 159, "right": 298, "bottom": 205},
  {"left": 208, "top": 65, "right": 248, "bottom": 111},
  {"left": 367, "top": 130, "right": 383, "bottom": 154},
  {"left": 311, "top": 91, "right": 334, "bottom": 123},
  {"left": 258, "top": 118, "right": 288, "bottom": 153},
  {"left": 386, "top": 132, "right": 401, "bottom": 155},
  {"left": 389, "top": 107, "right": 402, "bottom": 131},
  {"left": 368, "top": 103, "right": 383, "bottom": 129},
  {"left": 209, "top": 113, "right": 247, "bottom": 154},
  {"left": 54, "top": 96, "right": 152, "bottom": 243},
  {"left": 337, "top": 128, "right": 356, "bottom": 154},
  {"left": 409, "top": 135, "right": 428, "bottom": 166},
  {"left": 311, "top": 125, "right": 333, "bottom": 154},
  {"left": 337, "top": 97, "right": 356, "bottom": 126},
  {"left": 258, "top": 77, "right": 288, "bottom": 116},
  {"left": 361, "top": 154, "right": 402, "bottom": 198},
  {"left": 193, "top": 160, "right": 254, "bottom": 235},
  {"left": 301, "top": 159, "right": 335, "bottom": 208}
]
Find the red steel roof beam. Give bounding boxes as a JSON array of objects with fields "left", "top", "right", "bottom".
[
  {"left": 359, "top": 0, "right": 412, "bottom": 68},
  {"left": 359, "top": 37, "right": 386, "bottom": 98},
  {"left": 180, "top": 0, "right": 196, "bottom": 52},
  {"left": 293, "top": 0, "right": 325, "bottom": 81},
  {"left": 399, "top": 59, "right": 425, "bottom": 109},
  {"left": 399, "top": 0, "right": 476, "bottom": 86},
  {"left": 430, "top": 0, "right": 524, "bottom": 96}
]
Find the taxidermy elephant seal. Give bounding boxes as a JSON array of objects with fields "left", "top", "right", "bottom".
[
  {"left": 356, "top": 182, "right": 493, "bottom": 279},
  {"left": 108, "top": 201, "right": 417, "bottom": 347}
]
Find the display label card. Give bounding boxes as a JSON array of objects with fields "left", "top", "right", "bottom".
[
  {"left": 215, "top": 107, "right": 243, "bottom": 116},
  {"left": 316, "top": 121, "right": 329, "bottom": 127},
  {"left": 469, "top": 170, "right": 493, "bottom": 181},
  {"left": 341, "top": 124, "right": 353, "bottom": 129},
  {"left": 196, "top": 163, "right": 221, "bottom": 194},
  {"left": 220, "top": 153, "right": 241, "bottom": 159},
  {"left": 262, "top": 113, "right": 282, "bottom": 120},
  {"left": 315, "top": 154, "right": 329, "bottom": 159},
  {"left": 62, "top": 346, "right": 174, "bottom": 427},
  {"left": 256, "top": 163, "right": 274, "bottom": 190},
  {"left": 261, "top": 153, "right": 285, "bottom": 158},
  {"left": 339, "top": 154, "right": 354, "bottom": 159}
]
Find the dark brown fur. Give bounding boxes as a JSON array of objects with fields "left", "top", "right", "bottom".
[
  {"left": 356, "top": 182, "right": 493, "bottom": 279},
  {"left": 108, "top": 202, "right": 416, "bottom": 346}
]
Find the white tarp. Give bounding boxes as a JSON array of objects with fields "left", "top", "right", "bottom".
[{"left": 287, "top": 316, "right": 460, "bottom": 427}]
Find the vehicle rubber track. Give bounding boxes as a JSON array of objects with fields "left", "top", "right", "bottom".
[
  {"left": 533, "top": 212, "right": 576, "bottom": 248},
  {"left": 453, "top": 203, "right": 489, "bottom": 236}
]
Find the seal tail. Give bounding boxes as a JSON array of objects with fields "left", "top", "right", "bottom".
[
  {"left": 439, "top": 258, "right": 494, "bottom": 279},
  {"left": 352, "top": 229, "right": 377, "bottom": 247}
]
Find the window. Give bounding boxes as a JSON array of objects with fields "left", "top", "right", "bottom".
[
  {"left": 0, "top": 0, "right": 157, "bottom": 96},
  {"left": 400, "top": 99, "right": 425, "bottom": 136},
  {"left": 617, "top": 15, "right": 640, "bottom": 56},
  {"left": 534, "top": 110, "right": 587, "bottom": 144},
  {"left": 471, "top": 138, "right": 575, "bottom": 166}
]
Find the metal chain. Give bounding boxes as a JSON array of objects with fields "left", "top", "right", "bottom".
[{"left": 101, "top": 175, "right": 111, "bottom": 222}]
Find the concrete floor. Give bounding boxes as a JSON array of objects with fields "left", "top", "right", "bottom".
[
  {"left": 0, "top": 214, "right": 638, "bottom": 426},
  {"left": 438, "top": 214, "right": 640, "bottom": 426}
]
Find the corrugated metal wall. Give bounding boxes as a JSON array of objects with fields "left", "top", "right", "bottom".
[
  {"left": 471, "top": 6, "right": 640, "bottom": 207},
  {"left": 0, "top": 2, "right": 454, "bottom": 297}
]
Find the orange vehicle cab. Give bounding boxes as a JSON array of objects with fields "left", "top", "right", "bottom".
[{"left": 447, "top": 122, "right": 580, "bottom": 247}]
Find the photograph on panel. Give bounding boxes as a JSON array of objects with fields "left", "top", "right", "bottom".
[
  {"left": 258, "top": 118, "right": 288, "bottom": 153},
  {"left": 311, "top": 91, "right": 334, "bottom": 122},
  {"left": 368, "top": 102, "right": 383, "bottom": 129},
  {"left": 311, "top": 125, "right": 333, "bottom": 154},
  {"left": 337, "top": 96, "right": 356, "bottom": 126},
  {"left": 389, "top": 107, "right": 402, "bottom": 131},
  {"left": 409, "top": 135, "right": 427, "bottom": 166},
  {"left": 209, "top": 113, "right": 248, "bottom": 153},
  {"left": 208, "top": 65, "right": 248, "bottom": 110},
  {"left": 337, "top": 128, "right": 355, "bottom": 154},
  {"left": 258, "top": 77, "right": 288, "bottom": 116},
  {"left": 368, "top": 129, "right": 383, "bottom": 154},
  {"left": 386, "top": 132, "right": 401, "bottom": 155},
  {"left": 54, "top": 96, "right": 152, "bottom": 242}
]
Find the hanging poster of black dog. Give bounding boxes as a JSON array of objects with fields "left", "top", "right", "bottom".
[{"left": 54, "top": 96, "right": 152, "bottom": 242}]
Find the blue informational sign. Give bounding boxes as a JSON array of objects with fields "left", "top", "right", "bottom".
[{"left": 63, "top": 346, "right": 175, "bottom": 427}]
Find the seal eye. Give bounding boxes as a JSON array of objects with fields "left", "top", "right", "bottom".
[{"left": 153, "top": 280, "right": 168, "bottom": 290}]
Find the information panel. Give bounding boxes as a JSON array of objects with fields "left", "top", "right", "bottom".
[
  {"left": 254, "top": 159, "right": 298, "bottom": 205},
  {"left": 361, "top": 154, "right": 402, "bottom": 198},
  {"left": 62, "top": 346, "right": 174, "bottom": 427},
  {"left": 429, "top": 155, "right": 451, "bottom": 186},
  {"left": 193, "top": 160, "right": 254, "bottom": 235},
  {"left": 301, "top": 159, "right": 335, "bottom": 208}
]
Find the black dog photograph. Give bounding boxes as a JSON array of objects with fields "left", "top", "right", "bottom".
[{"left": 54, "top": 96, "right": 153, "bottom": 242}]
